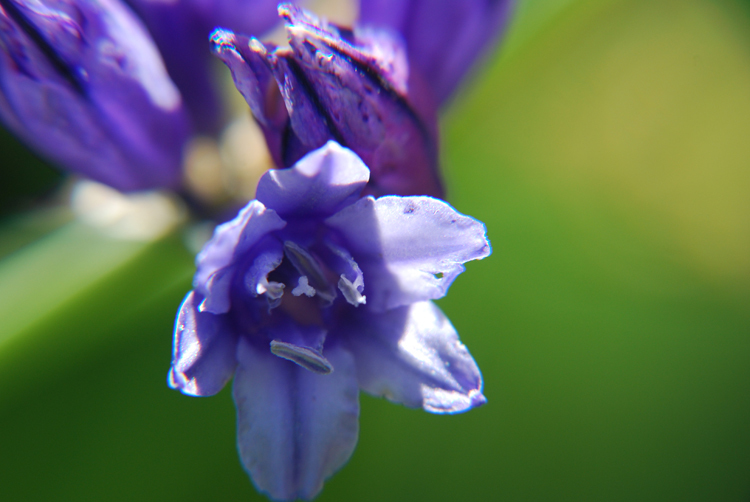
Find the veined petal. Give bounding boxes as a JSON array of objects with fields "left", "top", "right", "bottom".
[
  {"left": 345, "top": 301, "right": 485, "bottom": 413},
  {"left": 0, "top": 0, "right": 190, "bottom": 191},
  {"left": 325, "top": 195, "right": 491, "bottom": 311},
  {"left": 212, "top": 6, "right": 444, "bottom": 198},
  {"left": 168, "top": 291, "right": 238, "bottom": 397},
  {"left": 129, "top": 0, "right": 301, "bottom": 132},
  {"left": 256, "top": 141, "right": 370, "bottom": 218},
  {"left": 194, "top": 200, "right": 286, "bottom": 305},
  {"left": 234, "top": 339, "right": 359, "bottom": 501},
  {"left": 283, "top": 7, "right": 442, "bottom": 197}
]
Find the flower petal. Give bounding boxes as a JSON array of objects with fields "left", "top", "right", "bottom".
[
  {"left": 345, "top": 301, "right": 485, "bottom": 413},
  {"left": 359, "top": 0, "right": 514, "bottom": 105},
  {"left": 282, "top": 6, "right": 443, "bottom": 197},
  {"left": 326, "top": 195, "right": 491, "bottom": 311},
  {"left": 243, "top": 239, "right": 285, "bottom": 308},
  {"left": 168, "top": 291, "right": 238, "bottom": 397},
  {"left": 212, "top": 8, "right": 444, "bottom": 198},
  {"left": 194, "top": 200, "right": 286, "bottom": 312},
  {"left": 0, "top": 0, "right": 190, "bottom": 191},
  {"left": 256, "top": 141, "right": 370, "bottom": 218},
  {"left": 234, "top": 339, "right": 359, "bottom": 501}
]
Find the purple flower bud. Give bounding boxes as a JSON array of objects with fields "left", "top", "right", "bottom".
[
  {"left": 0, "top": 0, "right": 190, "bottom": 191},
  {"left": 169, "top": 141, "right": 490, "bottom": 500},
  {"left": 211, "top": 4, "right": 444, "bottom": 198},
  {"left": 360, "top": 0, "right": 515, "bottom": 105},
  {"left": 125, "top": 0, "right": 290, "bottom": 133}
]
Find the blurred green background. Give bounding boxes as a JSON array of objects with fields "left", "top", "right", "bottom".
[{"left": 1, "top": 0, "right": 749, "bottom": 499}]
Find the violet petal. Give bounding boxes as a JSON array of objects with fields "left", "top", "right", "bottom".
[
  {"left": 359, "top": 0, "right": 514, "bottom": 105},
  {"left": 325, "top": 195, "right": 491, "bottom": 311},
  {"left": 194, "top": 200, "right": 286, "bottom": 310},
  {"left": 168, "top": 291, "right": 238, "bottom": 397},
  {"left": 0, "top": 0, "right": 190, "bottom": 191},
  {"left": 255, "top": 141, "right": 370, "bottom": 218},
  {"left": 212, "top": 6, "right": 443, "bottom": 198},
  {"left": 346, "top": 301, "right": 486, "bottom": 413},
  {"left": 234, "top": 338, "right": 359, "bottom": 501}
]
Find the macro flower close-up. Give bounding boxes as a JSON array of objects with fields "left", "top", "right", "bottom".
[
  {"left": 3, "top": 0, "right": 750, "bottom": 501},
  {"left": 170, "top": 141, "right": 490, "bottom": 499}
]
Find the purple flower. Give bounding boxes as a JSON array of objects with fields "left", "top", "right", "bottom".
[
  {"left": 211, "top": 4, "right": 444, "bottom": 199},
  {"left": 169, "top": 141, "right": 490, "bottom": 500},
  {"left": 0, "top": 0, "right": 190, "bottom": 191},
  {"left": 360, "top": 0, "right": 515, "bottom": 105},
  {"left": 125, "top": 0, "right": 294, "bottom": 133}
]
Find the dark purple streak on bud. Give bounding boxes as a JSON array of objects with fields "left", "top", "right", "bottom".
[
  {"left": 211, "top": 4, "right": 443, "bottom": 198},
  {"left": 0, "top": 0, "right": 190, "bottom": 191}
]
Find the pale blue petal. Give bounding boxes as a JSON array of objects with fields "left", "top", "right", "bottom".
[
  {"left": 325, "top": 195, "right": 491, "bottom": 311},
  {"left": 234, "top": 339, "right": 359, "bottom": 501},
  {"left": 345, "top": 301, "right": 485, "bottom": 413},
  {"left": 168, "top": 291, "right": 238, "bottom": 397}
]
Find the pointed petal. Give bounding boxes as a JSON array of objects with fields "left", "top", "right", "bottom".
[
  {"left": 234, "top": 339, "right": 359, "bottom": 500},
  {"left": 168, "top": 291, "right": 237, "bottom": 396},
  {"left": 210, "top": 29, "right": 285, "bottom": 129},
  {"left": 194, "top": 200, "right": 286, "bottom": 309},
  {"left": 346, "top": 301, "right": 485, "bottom": 413},
  {"left": 256, "top": 141, "right": 370, "bottom": 218},
  {"left": 210, "top": 27, "right": 325, "bottom": 168},
  {"left": 325, "top": 195, "right": 490, "bottom": 311}
]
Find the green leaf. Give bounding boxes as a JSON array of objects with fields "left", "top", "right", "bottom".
[{"left": 0, "top": 222, "right": 194, "bottom": 401}]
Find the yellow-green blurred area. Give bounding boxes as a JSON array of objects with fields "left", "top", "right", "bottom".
[{"left": 1, "top": 0, "right": 749, "bottom": 499}]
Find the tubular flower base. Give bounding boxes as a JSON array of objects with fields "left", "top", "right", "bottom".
[{"left": 169, "top": 141, "right": 491, "bottom": 500}]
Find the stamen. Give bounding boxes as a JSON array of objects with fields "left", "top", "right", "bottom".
[
  {"left": 270, "top": 340, "right": 333, "bottom": 374},
  {"left": 258, "top": 279, "right": 285, "bottom": 309},
  {"left": 338, "top": 275, "right": 366, "bottom": 306}
]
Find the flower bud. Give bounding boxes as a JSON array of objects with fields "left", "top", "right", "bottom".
[
  {"left": 211, "top": 4, "right": 443, "bottom": 198},
  {"left": 125, "top": 0, "right": 289, "bottom": 134},
  {"left": 0, "top": 0, "right": 190, "bottom": 191}
]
